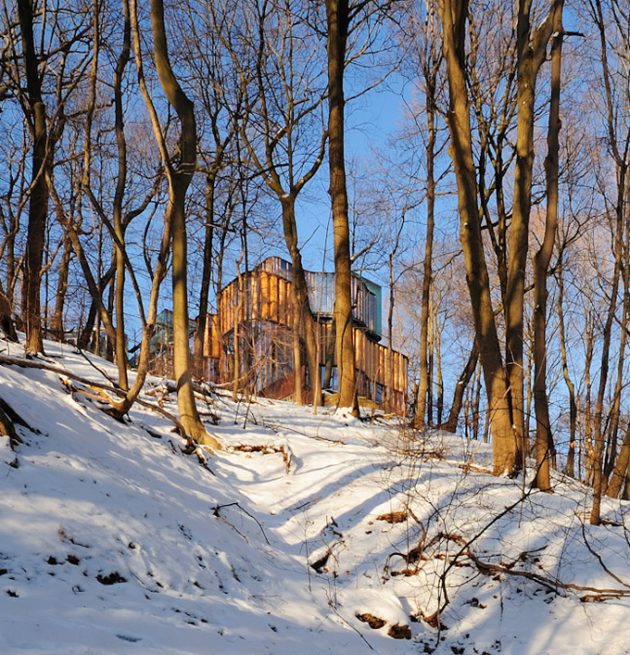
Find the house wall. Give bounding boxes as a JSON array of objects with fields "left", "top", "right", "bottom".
[{"left": 207, "top": 262, "right": 408, "bottom": 414}]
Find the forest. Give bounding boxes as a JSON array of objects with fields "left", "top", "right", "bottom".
[{"left": 1, "top": 0, "right": 629, "bottom": 531}]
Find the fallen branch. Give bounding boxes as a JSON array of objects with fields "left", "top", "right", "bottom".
[
  {"left": 212, "top": 502, "right": 270, "bottom": 545},
  {"left": 417, "top": 529, "right": 630, "bottom": 629},
  {"left": 0, "top": 353, "right": 220, "bottom": 458},
  {"left": 230, "top": 443, "right": 292, "bottom": 473},
  {"left": 75, "top": 348, "right": 120, "bottom": 389},
  {"left": 465, "top": 547, "right": 630, "bottom": 600}
]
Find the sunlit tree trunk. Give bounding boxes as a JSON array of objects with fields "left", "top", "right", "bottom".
[
  {"left": 326, "top": 0, "right": 358, "bottom": 415},
  {"left": 280, "top": 198, "right": 321, "bottom": 406},
  {"left": 416, "top": 87, "right": 437, "bottom": 429},
  {"left": 194, "top": 176, "right": 215, "bottom": 379},
  {"left": 532, "top": 3, "right": 564, "bottom": 490},
  {"left": 438, "top": 0, "right": 515, "bottom": 474},
  {"left": 506, "top": 0, "right": 559, "bottom": 470},
  {"left": 555, "top": 254, "right": 577, "bottom": 479},
  {"left": 148, "top": 0, "right": 213, "bottom": 444},
  {"left": 588, "top": 0, "right": 628, "bottom": 524}
]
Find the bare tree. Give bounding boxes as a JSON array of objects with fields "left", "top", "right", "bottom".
[
  {"left": 14, "top": 0, "right": 51, "bottom": 354},
  {"left": 225, "top": 0, "right": 327, "bottom": 405},
  {"left": 532, "top": 1, "right": 565, "bottom": 491},
  {"left": 326, "top": 0, "right": 359, "bottom": 415},
  {"left": 438, "top": 0, "right": 515, "bottom": 474},
  {"left": 144, "top": 0, "right": 217, "bottom": 446},
  {"left": 412, "top": 0, "right": 442, "bottom": 430},
  {"left": 587, "top": 0, "right": 630, "bottom": 521}
]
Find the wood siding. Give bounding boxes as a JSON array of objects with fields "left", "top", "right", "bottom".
[{"left": 205, "top": 262, "right": 408, "bottom": 414}]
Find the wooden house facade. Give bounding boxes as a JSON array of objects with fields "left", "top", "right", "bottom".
[{"left": 199, "top": 257, "right": 408, "bottom": 414}]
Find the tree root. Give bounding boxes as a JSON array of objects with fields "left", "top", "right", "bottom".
[
  {"left": 0, "top": 395, "right": 42, "bottom": 449},
  {"left": 0, "top": 403, "right": 21, "bottom": 450}
]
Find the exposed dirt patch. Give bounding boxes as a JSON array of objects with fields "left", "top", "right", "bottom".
[
  {"left": 96, "top": 571, "right": 127, "bottom": 585},
  {"left": 376, "top": 510, "right": 408, "bottom": 524},
  {"left": 231, "top": 443, "right": 292, "bottom": 472},
  {"left": 388, "top": 623, "right": 412, "bottom": 639},
  {"left": 356, "top": 612, "right": 386, "bottom": 629}
]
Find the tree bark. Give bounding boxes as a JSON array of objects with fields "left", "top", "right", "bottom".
[
  {"left": 50, "top": 236, "right": 72, "bottom": 341},
  {"left": 111, "top": 0, "right": 131, "bottom": 390},
  {"left": 149, "top": 0, "right": 215, "bottom": 446},
  {"left": 415, "top": 84, "right": 437, "bottom": 429},
  {"left": 17, "top": 0, "right": 49, "bottom": 355},
  {"left": 0, "top": 284, "right": 17, "bottom": 342},
  {"left": 326, "top": 0, "right": 358, "bottom": 415},
  {"left": 532, "top": 2, "right": 564, "bottom": 491},
  {"left": 438, "top": 0, "right": 515, "bottom": 474},
  {"left": 280, "top": 198, "right": 321, "bottom": 406},
  {"left": 607, "top": 423, "right": 630, "bottom": 498},
  {"left": 442, "top": 339, "right": 479, "bottom": 433},
  {"left": 555, "top": 254, "right": 577, "bottom": 479},
  {"left": 506, "top": 0, "right": 559, "bottom": 471},
  {"left": 193, "top": 175, "right": 215, "bottom": 379},
  {"left": 588, "top": 0, "right": 628, "bottom": 523}
]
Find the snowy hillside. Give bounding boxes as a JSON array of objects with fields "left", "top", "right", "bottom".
[{"left": 0, "top": 339, "right": 629, "bottom": 655}]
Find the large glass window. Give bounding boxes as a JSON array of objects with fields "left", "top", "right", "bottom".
[{"left": 320, "top": 365, "right": 338, "bottom": 391}]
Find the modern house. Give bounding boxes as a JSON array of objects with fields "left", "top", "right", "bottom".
[{"left": 198, "top": 257, "right": 408, "bottom": 414}]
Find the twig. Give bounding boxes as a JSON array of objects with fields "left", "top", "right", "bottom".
[
  {"left": 75, "top": 347, "right": 120, "bottom": 389},
  {"left": 579, "top": 520, "right": 630, "bottom": 590},
  {"left": 327, "top": 603, "right": 375, "bottom": 652},
  {"left": 212, "top": 502, "right": 270, "bottom": 545}
]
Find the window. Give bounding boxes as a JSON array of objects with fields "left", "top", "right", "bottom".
[{"left": 321, "top": 365, "right": 338, "bottom": 391}]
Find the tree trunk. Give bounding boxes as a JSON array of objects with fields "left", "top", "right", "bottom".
[
  {"left": 415, "top": 87, "right": 437, "bottom": 429},
  {"left": 50, "top": 236, "right": 72, "bottom": 341},
  {"left": 112, "top": 0, "right": 131, "bottom": 389},
  {"left": 17, "top": 0, "right": 49, "bottom": 355},
  {"left": 555, "top": 255, "right": 577, "bottom": 479},
  {"left": 427, "top": 311, "right": 434, "bottom": 425},
  {"left": 506, "top": 0, "right": 559, "bottom": 471},
  {"left": 435, "top": 312, "right": 444, "bottom": 426},
  {"left": 386, "top": 254, "right": 394, "bottom": 412},
  {"left": 0, "top": 284, "right": 17, "bottom": 342},
  {"left": 438, "top": 0, "right": 516, "bottom": 474},
  {"left": 603, "top": 279, "right": 629, "bottom": 484},
  {"left": 442, "top": 339, "right": 479, "bottom": 433},
  {"left": 216, "top": 226, "right": 228, "bottom": 385},
  {"left": 590, "top": 186, "right": 626, "bottom": 522},
  {"left": 232, "top": 263, "right": 243, "bottom": 401},
  {"left": 607, "top": 423, "right": 630, "bottom": 498},
  {"left": 583, "top": 317, "right": 595, "bottom": 484},
  {"left": 532, "top": 3, "right": 563, "bottom": 490},
  {"left": 149, "top": 0, "right": 216, "bottom": 447},
  {"left": 280, "top": 198, "right": 321, "bottom": 406},
  {"left": 194, "top": 175, "right": 215, "bottom": 379},
  {"left": 603, "top": 174, "right": 630, "bottom": 486},
  {"left": 326, "top": 0, "right": 358, "bottom": 415}
]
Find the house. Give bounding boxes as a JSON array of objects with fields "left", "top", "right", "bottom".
[
  {"left": 142, "top": 309, "right": 197, "bottom": 377},
  {"left": 200, "top": 256, "right": 408, "bottom": 414}
]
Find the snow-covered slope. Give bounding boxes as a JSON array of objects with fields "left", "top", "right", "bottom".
[{"left": 0, "top": 339, "right": 629, "bottom": 654}]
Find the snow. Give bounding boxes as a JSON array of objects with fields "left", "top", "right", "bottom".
[{"left": 0, "top": 338, "right": 629, "bottom": 654}]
